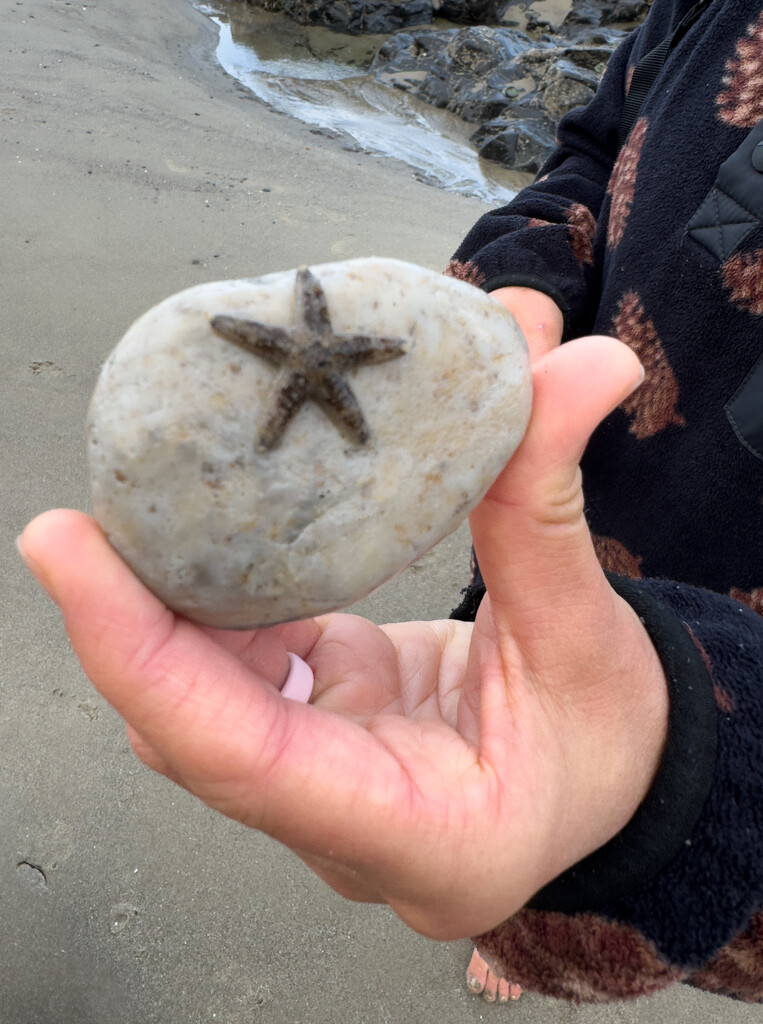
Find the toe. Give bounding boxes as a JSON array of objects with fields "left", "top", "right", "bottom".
[
  {"left": 483, "top": 969, "right": 499, "bottom": 1002},
  {"left": 466, "top": 947, "right": 488, "bottom": 995}
]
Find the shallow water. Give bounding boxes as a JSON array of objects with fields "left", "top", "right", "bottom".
[{"left": 193, "top": 0, "right": 529, "bottom": 203}]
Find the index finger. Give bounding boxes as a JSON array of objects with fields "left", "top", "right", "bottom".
[{"left": 17, "top": 511, "right": 408, "bottom": 857}]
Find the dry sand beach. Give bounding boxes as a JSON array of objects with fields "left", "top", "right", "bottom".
[{"left": 2, "top": 0, "right": 762, "bottom": 1021}]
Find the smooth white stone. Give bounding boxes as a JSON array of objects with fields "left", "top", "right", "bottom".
[{"left": 88, "top": 258, "right": 531, "bottom": 628}]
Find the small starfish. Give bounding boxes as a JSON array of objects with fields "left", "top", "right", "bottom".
[{"left": 211, "top": 267, "right": 407, "bottom": 450}]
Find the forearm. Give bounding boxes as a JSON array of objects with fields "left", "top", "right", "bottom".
[{"left": 447, "top": 29, "right": 639, "bottom": 335}]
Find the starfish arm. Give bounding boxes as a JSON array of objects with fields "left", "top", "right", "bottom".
[
  {"left": 210, "top": 316, "right": 294, "bottom": 366},
  {"left": 314, "top": 372, "right": 371, "bottom": 445},
  {"left": 294, "top": 268, "right": 332, "bottom": 339},
  {"left": 334, "top": 335, "right": 408, "bottom": 367},
  {"left": 258, "top": 371, "right": 309, "bottom": 451}
]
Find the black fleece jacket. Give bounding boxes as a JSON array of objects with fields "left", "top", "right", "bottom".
[{"left": 448, "top": 0, "right": 763, "bottom": 1001}]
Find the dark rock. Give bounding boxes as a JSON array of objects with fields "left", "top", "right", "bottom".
[
  {"left": 542, "top": 73, "right": 596, "bottom": 119},
  {"left": 560, "top": 0, "right": 647, "bottom": 29},
  {"left": 498, "top": 0, "right": 573, "bottom": 33},
  {"left": 370, "top": 24, "right": 613, "bottom": 166},
  {"left": 371, "top": 29, "right": 453, "bottom": 104},
  {"left": 539, "top": 55, "right": 602, "bottom": 119},
  {"left": 447, "top": 23, "right": 535, "bottom": 74},
  {"left": 518, "top": 41, "right": 615, "bottom": 73},
  {"left": 602, "top": 0, "right": 649, "bottom": 23},
  {"left": 435, "top": 0, "right": 504, "bottom": 24},
  {"left": 471, "top": 115, "right": 555, "bottom": 173},
  {"left": 563, "top": 25, "right": 630, "bottom": 45},
  {"left": 249, "top": 0, "right": 645, "bottom": 36},
  {"left": 282, "top": 0, "right": 433, "bottom": 34},
  {"left": 371, "top": 28, "right": 451, "bottom": 76},
  {"left": 561, "top": 0, "right": 604, "bottom": 28},
  {"left": 371, "top": 25, "right": 540, "bottom": 122}
]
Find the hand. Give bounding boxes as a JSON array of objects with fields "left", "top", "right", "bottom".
[{"left": 18, "top": 335, "right": 667, "bottom": 942}]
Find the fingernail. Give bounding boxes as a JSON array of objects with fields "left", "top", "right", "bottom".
[
  {"left": 280, "top": 653, "right": 314, "bottom": 703},
  {"left": 628, "top": 362, "right": 646, "bottom": 394}
]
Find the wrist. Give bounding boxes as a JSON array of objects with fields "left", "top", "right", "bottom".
[
  {"left": 530, "top": 577, "right": 716, "bottom": 913},
  {"left": 598, "top": 593, "right": 670, "bottom": 827},
  {"left": 535, "top": 577, "right": 670, "bottom": 887}
]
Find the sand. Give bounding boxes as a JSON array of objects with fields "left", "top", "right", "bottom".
[{"left": 2, "top": 0, "right": 760, "bottom": 1021}]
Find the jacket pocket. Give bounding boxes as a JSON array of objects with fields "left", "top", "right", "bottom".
[
  {"left": 726, "top": 352, "right": 763, "bottom": 461},
  {"left": 687, "top": 119, "right": 763, "bottom": 262}
]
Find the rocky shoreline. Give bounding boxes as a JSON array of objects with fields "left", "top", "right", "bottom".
[{"left": 238, "top": 0, "right": 648, "bottom": 171}]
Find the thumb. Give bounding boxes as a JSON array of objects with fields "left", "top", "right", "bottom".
[{"left": 469, "top": 335, "right": 643, "bottom": 636}]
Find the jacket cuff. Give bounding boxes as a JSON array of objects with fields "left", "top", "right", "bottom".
[
  {"left": 481, "top": 272, "right": 572, "bottom": 323},
  {"left": 528, "top": 574, "right": 717, "bottom": 913}
]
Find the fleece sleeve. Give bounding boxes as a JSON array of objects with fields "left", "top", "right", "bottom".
[
  {"left": 445, "top": 0, "right": 695, "bottom": 338},
  {"left": 462, "top": 575, "right": 763, "bottom": 1003}
]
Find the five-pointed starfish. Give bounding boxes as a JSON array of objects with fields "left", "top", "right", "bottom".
[{"left": 210, "top": 267, "right": 407, "bottom": 450}]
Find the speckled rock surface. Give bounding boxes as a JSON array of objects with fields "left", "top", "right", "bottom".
[{"left": 88, "top": 258, "right": 531, "bottom": 627}]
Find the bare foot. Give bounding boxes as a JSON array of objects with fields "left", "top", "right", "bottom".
[{"left": 466, "top": 947, "right": 522, "bottom": 1003}]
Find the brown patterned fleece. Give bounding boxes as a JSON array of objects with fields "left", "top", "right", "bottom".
[
  {"left": 717, "top": 11, "right": 763, "bottom": 127},
  {"left": 686, "top": 626, "right": 736, "bottom": 713},
  {"left": 730, "top": 586, "right": 763, "bottom": 616},
  {"left": 607, "top": 117, "right": 648, "bottom": 249},
  {"left": 713, "top": 682, "right": 737, "bottom": 715},
  {"left": 593, "top": 535, "right": 643, "bottom": 577},
  {"left": 687, "top": 913, "right": 763, "bottom": 1001},
  {"left": 614, "top": 292, "right": 686, "bottom": 438},
  {"left": 567, "top": 203, "right": 596, "bottom": 266},
  {"left": 443, "top": 259, "right": 486, "bottom": 288},
  {"left": 476, "top": 909, "right": 684, "bottom": 1002},
  {"left": 722, "top": 250, "right": 763, "bottom": 315}
]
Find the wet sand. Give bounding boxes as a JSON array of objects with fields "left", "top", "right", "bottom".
[{"left": 2, "top": 0, "right": 761, "bottom": 1021}]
